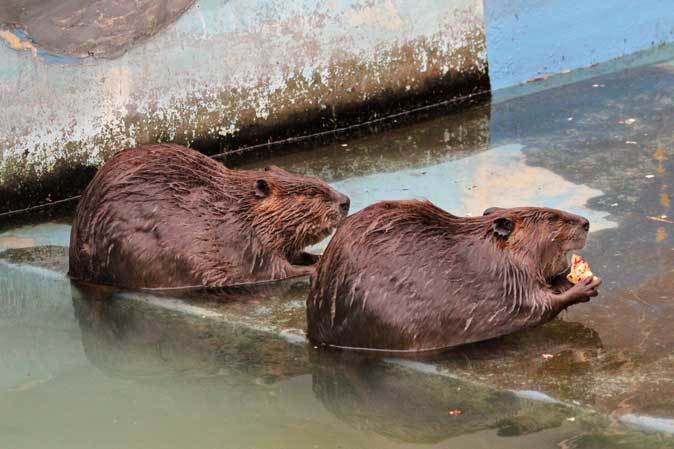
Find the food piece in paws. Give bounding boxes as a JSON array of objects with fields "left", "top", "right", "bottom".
[{"left": 567, "top": 254, "right": 594, "bottom": 284}]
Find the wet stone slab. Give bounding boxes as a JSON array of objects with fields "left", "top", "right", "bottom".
[
  {"left": 0, "top": 245, "right": 310, "bottom": 340},
  {"left": 0, "top": 245, "right": 69, "bottom": 273}
]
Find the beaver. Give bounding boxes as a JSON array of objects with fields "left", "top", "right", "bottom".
[
  {"left": 306, "top": 200, "right": 601, "bottom": 352},
  {"left": 69, "top": 144, "right": 350, "bottom": 289}
]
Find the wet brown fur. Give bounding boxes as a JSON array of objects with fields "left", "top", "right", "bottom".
[
  {"left": 307, "top": 200, "right": 599, "bottom": 352},
  {"left": 69, "top": 144, "right": 349, "bottom": 288}
]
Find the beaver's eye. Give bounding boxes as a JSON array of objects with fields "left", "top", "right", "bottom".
[
  {"left": 306, "top": 189, "right": 325, "bottom": 199},
  {"left": 547, "top": 215, "right": 557, "bottom": 223},
  {"left": 254, "top": 179, "right": 271, "bottom": 198},
  {"left": 264, "top": 166, "right": 272, "bottom": 172}
]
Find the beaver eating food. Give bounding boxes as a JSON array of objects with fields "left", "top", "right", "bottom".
[
  {"left": 306, "top": 200, "right": 601, "bottom": 352},
  {"left": 69, "top": 144, "right": 350, "bottom": 289}
]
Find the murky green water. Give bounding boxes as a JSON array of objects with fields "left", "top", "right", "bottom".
[{"left": 4, "top": 60, "right": 674, "bottom": 448}]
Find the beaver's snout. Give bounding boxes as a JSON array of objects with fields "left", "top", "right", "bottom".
[
  {"left": 564, "top": 212, "right": 589, "bottom": 233},
  {"left": 580, "top": 217, "right": 590, "bottom": 232},
  {"left": 338, "top": 194, "right": 351, "bottom": 217},
  {"left": 563, "top": 216, "right": 590, "bottom": 251},
  {"left": 570, "top": 215, "right": 590, "bottom": 238}
]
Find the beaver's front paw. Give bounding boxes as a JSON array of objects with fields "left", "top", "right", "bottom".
[
  {"left": 550, "top": 269, "right": 574, "bottom": 293},
  {"left": 566, "top": 275, "right": 602, "bottom": 304}
]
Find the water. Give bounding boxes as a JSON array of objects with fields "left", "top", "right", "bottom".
[{"left": 3, "top": 60, "right": 674, "bottom": 448}]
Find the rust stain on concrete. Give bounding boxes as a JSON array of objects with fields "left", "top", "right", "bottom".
[{"left": 0, "top": 29, "right": 36, "bottom": 56}]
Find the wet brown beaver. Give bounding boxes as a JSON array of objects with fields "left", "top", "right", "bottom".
[
  {"left": 306, "top": 200, "right": 601, "bottom": 352},
  {"left": 69, "top": 144, "right": 350, "bottom": 288}
]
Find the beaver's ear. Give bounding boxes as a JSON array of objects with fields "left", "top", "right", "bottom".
[
  {"left": 493, "top": 217, "right": 514, "bottom": 237},
  {"left": 483, "top": 207, "right": 505, "bottom": 216},
  {"left": 254, "top": 179, "right": 271, "bottom": 198}
]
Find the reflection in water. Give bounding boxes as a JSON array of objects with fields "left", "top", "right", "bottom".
[
  {"left": 71, "top": 281, "right": 311, "bottom": 383},
  {"left": 0, "top": 245, "right": 669, "bottom": 448},
  {"left": 457, "top": 144, "right": 615, "bottom": 229},
  {"left": 71, "top": 282, "right": 593, "bottom": 445},
  {"left": 0, "top": 236, "right": 34, "bottom": 249},
  {"left": 228, "top": 101, "right": 492, "bottom": 183},
  {"left": 0, "top": 257, "right": 78, "bottom": 392},
  {"left": 309, "top": 351, "right": 575, "bottom": 444},
  {"left": 70, "top": 283, "right": 674, "bottom": 448},
  {"left": 0, "top": 223, "right": 70, "bottom": 250},
  {"left": 431, "top": 320, "right": 607, "bottom": 409},
  {"left": 330, "top": 143, "right": 616, "bottom": 235}
]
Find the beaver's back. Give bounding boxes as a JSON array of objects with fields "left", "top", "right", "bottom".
[
  {"left": 306, "top": 200, "right": 581, "bottom": 351},
  {"left": 68, "top": 144, "right": 246, "bottom": 287},
  {"left": 306, "top": 200, "right": 490, "bottom": 350}
]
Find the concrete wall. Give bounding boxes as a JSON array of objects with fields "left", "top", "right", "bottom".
[
  {"left": 7, "top": 0, "right": 674, "bottom": 212},
  {"left": 485, "top": 0, "right": 674, "bottom": 90},
  {"left": 0, "top": 0, "right": 488, "bottom": 211}
]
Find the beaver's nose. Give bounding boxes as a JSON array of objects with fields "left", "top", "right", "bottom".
[
  {"left": 338, "top": 195, "right": 350, "bottom": 216},
  {"left": 580, "top": 218, "right": 590, "bottom": 232}
]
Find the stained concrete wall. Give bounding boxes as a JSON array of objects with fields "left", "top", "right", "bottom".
[
  {"left": 0, "top": 0, "right": 488, "bottom": 212},
  {"left": 485, "top": 0, "right": 674, "bottom": 90}
]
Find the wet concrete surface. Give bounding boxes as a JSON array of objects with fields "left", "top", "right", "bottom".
[{"left": 3, "top": 59, "right": 674, "bottom": 448}]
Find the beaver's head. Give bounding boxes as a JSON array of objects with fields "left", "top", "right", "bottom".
[
  {"left": 248, "top": 165, "right": 350, "bottom": 259},
  {"left": 482, "top": 206, "right": 590, "bottom": 280}
]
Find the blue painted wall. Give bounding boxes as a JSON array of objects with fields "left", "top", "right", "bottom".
[{"left": 485, "top": 0, "right": 674, "bottom": 90}]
